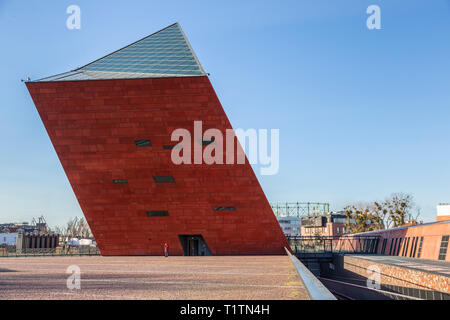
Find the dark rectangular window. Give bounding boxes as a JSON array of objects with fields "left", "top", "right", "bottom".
[
  {"left": 409, "top": 237, "right": 416, "bottom": 257},
  {"left": 373, "top": 238, "right": 380, "bottom": 254},
  {"left": 392, "top": 238, "right": 397, "bottom": 256},
  {"left": 412, "top": 236, "right": 418, "bottom": 258},
  {"left": 213, "top": 206, "right": 236, "bottom": 211},
  {"left": 381, "top": 239, "right": 387, "bottom": 254},
  {"left": 113, "top": 179, "right": 128, "bottom": 184},
  {"left": 153, "top": 176, "right": 175, "bottom": 183},
  {"left": 438, "top": 235, "right": 449, "bottom": 261},
  {"left": 363, "top": 239, "right": 368, "bottom": 253},
  {"left": 163, "top": 145, "right": 182, "bottom": 150},
  {"left": 417, "top": 237, "right": 424, "bottom": 258},
  {"left": 409, "top": 237, "right": 417, "bottom": 257},
  {"left": 396, "top": 238, "right": 402, "bottom": 256},
  {"left": 403, "top": 238, "right": 410, "bottom": 257},
  {"left": 199, "top": 137, "right": 215, "bottom": 146},
  {"left": 389, "top": 238, "right": 394, "bottom": 255},
  {"left": 135, "top": 140, "right": 152, "bottom": 147},
  {"left": 146, "top": 211, "right": 169, "bottom": 217}
]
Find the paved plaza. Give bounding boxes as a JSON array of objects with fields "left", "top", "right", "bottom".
[{"left": 0, "top": 255, "right": 310, "bottom": 300}]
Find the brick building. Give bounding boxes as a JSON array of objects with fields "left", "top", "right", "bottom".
[
  {"left": 301, "top": 212, "right": 352, "bottom": 236},
  {"left": 26, "top": 23, "right": 288, "bottom": 256},
  {"left": 338, "top": 204, "right": 450, "bottom": 261}
]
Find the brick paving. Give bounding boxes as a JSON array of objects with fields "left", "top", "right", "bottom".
[
  {"left": 350, "top": 255, "right": 450, "bottom": 277},
  {"left": 0, "top": 256, "right": 311, "bottom": 300},
  {"left": 343, "top": 255, "right": 450, "bottom": 293}
]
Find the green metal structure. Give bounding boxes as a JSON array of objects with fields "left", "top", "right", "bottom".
[{"left": 271, "top": 202, "right": 330, "bottom": 217}]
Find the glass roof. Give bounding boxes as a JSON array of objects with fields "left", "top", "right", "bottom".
[{"left": 35, "top": 23, "right": 206, "bottom": 82}]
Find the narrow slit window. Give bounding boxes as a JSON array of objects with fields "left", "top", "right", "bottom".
[
  {"left": 135, "top": 140, "right": 152, "bottom": 147},
  {"left": 401, "top": 238, "right": 407, "bottom": 256},
  {"left": 381, "top": 239, "right": 387, "bottom": 254},
  {"left": 199, "top": 137, "right": 215, "bottom": 146},
  {"left": 389, "top": 239, "right": 394, "bottom": 255},
  {"left": 404, "top": 238, "right": 410, "bottom": 257},
  {"left": 163, "top": 145, "right": 182, "bottom": 150},
  {"left": 113, "top": 179, "right": 128, "bottom": 184},
  {"left": 438, "top": 235, "right": 449, "bottom": 261},
  {"left": 213, "top": 206, "right": 236, "bottom": 211},
  {"left": 146, "top": 211, "right": 169, "bottom": 217},
  {"left": 392, "top": 238, "right": 397, "bottom": 256},
  {"left": 417, "top": 237, "right": 424, "bottom": 258},
  {"left": 153, "top": 176, "right": 175, "bottom": 183},
  {"left": 409, "top": 237, "right": 416, "bottom": 257},
  {"left": 396, "top": 238, "right": 402, "bottom": 256},
  {"left": 412, "top": 237, "right": 419, "bottom": 258}
]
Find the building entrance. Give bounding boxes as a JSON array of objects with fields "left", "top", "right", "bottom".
[{"left": 178, "top": 235, "right": 211, "bottom": 256}]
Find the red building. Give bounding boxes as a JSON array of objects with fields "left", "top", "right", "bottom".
[
  {"left": 337, "top": 207, "right": 450, "bottom": 262},
  {"left": 26, "top": 23, "right": 288, "bottom": 256},
  {"left": 300, "top": 208, "right": 449, "bottom": 261}
]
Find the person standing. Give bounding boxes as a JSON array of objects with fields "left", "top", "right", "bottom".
[{"left": 164, "top": 242, "right": 169, "bottom": 257}]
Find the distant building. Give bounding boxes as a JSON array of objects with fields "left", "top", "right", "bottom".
[
  {"left": 277, "top": 217, "right": 301, "bottom": 237},
  {"left": 0, "top": 233, "right": 18, "bottom": 246},
  {"left": 437, "top": 204, "right": 450, "bottom": 222},
  {"left": 301, "top": 212, "right": 349, "bottom": 237},
  {"left": 67, "top": 238, "right": 97, "bottom": 247},
  {"left": 16, "top": 234, "right": 59, "bottom": 252},
  {"left": 0, "top": 217, "right": 48, "bottom": 235},
  {"left": 300, "top": 211, "right": 384, "bottom": 236},
  {"left": 0, "top": 223, "right": 38, "bottom": 234}
]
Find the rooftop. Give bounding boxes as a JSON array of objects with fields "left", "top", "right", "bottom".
[{"left": 33, "top": 23, "right": 206, "bottom": 82}]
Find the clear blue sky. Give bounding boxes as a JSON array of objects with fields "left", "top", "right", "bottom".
[{"left": 1, "top": 0, "right": 449, "bottom": 226}]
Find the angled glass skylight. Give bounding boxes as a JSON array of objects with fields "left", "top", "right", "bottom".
[{"left": 34, "top": 23, "right": 206, "bottom": 82}]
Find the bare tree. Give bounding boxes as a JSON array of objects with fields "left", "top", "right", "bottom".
[
  {"left": 344, "top": 202, "right": 383, "bottom": 234},
  {"left": 345, "top": 193, "right": 418, "bottom": 233},
  {"left": 53, "top": 217, "right": 93, "bottom": 239},
  {"left": 374, "top": 193, "right": 415, "bottom": 228}
]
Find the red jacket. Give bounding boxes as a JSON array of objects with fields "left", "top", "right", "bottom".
[{"left": 164, "top": 244, "right": 169, "bottom": 251}]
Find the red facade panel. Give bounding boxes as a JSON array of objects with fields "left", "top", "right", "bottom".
[{"left": 26, "top": 76, "right": 289, "bottom": 255}]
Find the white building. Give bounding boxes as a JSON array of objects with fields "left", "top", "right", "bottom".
[
  {"left": 277, "top": 216, "right": 301, "bottom": 237},
  {"left": 437, "top": 203, "right": 450, "bottom": 221},
  {"left": 66, "top": 238, "right": 97, "bottom": 247},
  {"left": 0, "top": 233, "right": 18, "bottom": 246}
]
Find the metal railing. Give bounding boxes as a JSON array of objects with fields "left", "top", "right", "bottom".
[
  {"left": 287, "top": 236, "right": 381, "bottom": 255},
  {"left": 0, "top": 246, "right": 100, "bottom": 257},
  {"left": 285, "top": 247, "right": 337, "bottom": 300}
]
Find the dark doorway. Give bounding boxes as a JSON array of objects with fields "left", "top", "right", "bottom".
[
  {"left": 178, "top": 235, "right": 211, "bottom": 256},
  {"left": 188, "top": 238, "right": 199, "bottom": 256}
]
